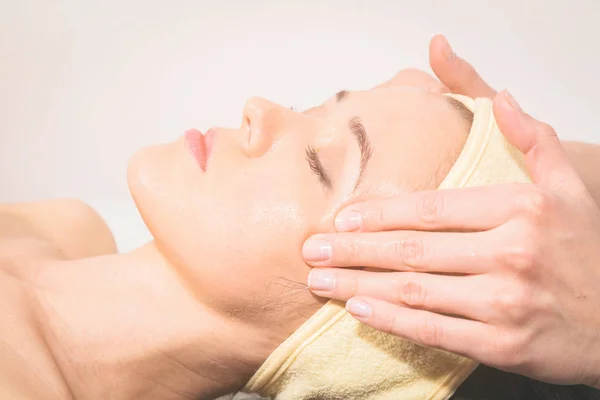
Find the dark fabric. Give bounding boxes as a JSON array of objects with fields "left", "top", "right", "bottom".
[{"left": 450, "top": 364, "right": 600, "bottom": 400}]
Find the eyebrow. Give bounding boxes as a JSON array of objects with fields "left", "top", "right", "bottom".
[
  {"left": 336, "top": 90, "right": 350, "bottom": 103},
  {"left": 446, "top": 96, "right": 474, "bottom": 129},
  {"left": 310, "top": 90, "right": 372, "bottom": 192},
  {"left": 348, "top": 116, "right": 372, "bottom": 191}
]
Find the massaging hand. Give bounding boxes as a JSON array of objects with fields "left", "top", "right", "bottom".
[{"left": 302, "top": 35, "right": 600, "bottom": 388}]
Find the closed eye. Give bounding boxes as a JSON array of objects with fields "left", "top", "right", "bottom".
[{"left": 305, "top": 146, "right": 332, "bottom": 190}]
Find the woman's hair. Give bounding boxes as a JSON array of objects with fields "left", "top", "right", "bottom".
[
  {"left": 447, "top": 96, "right": 475, "bottom": 127},
  {"left": 451, "top": 364, "right": 600, "bottom": 400}
]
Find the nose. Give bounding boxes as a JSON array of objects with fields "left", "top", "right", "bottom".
[{"left": 242, "top": 96, "right": 290, "bottom": 157}]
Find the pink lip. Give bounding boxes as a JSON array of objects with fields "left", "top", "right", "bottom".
[
  {"left": 184, "top": 129, "right": 207, "bottom": 171},
  {"left": 204, "top": 128, "right": 216, "bottom": 165}
]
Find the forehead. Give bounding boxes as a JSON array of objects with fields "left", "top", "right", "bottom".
[
  {"left": 334, "top": 88, "right": 467, "bottom": 195},
  {"left": 338, "top": 87, "right": 457, "bottom": 130}
]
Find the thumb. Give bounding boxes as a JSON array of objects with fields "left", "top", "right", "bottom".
[
  {"left": 429, "top": 34, "right": 496, "bottom": 99},
  {"left": 493, "top": 90, "right": 583, "bottom": 191}
]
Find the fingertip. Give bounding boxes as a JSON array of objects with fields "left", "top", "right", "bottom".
[
  {"left": 431, "top": 38, "right": 498, "bottom": 99},
  {"left": 430, "top": 34, "right": 454, "bottom": 60},
  {"left": 430, "top": 34, "right": 445, "bottom": 46},
  {"left": 429, "top": 35, "right": 453, "bottom": 77},
  {"left": 334, "top": 209, "right": 363, "bottom": 232},
  {"left": 302, "top": 235, "right": 333, "bottom": 263},
  {"left": 346, "top": 297, "right": 373, "bottom": 320}
]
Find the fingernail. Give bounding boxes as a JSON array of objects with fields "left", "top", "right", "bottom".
[
  {"left": 302, "top": 239, "right": 332, "bottom": 262},
  {"left": 504, "top": 90, "right": 522, "bottom": 112},
  {"left": 441, "top": 37, "right": 456, "bottom": 61},
  {"left": 308, "top": 269, "right": 336, "bottom": 291},
  {"left": 335, "top": 210, "right": 362, "bottom": 232},
  {"left": 346, "top": 299, "right": 372, "bottom": 319}
]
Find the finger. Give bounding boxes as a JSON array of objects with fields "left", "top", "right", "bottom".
[
  {"left": 429, "top": 34, "right": 496, "bottom": 99},
  {"left": 333, "top": 185, "right": 522, "bottom": 233},
  {"left": 302, "top": 229, "right": 495, "bottom": 274},
  {"left": 493, "top": 91, "right": 586, "bottom": 192},
  {"left": 345, "top": 297, "right": 496, "bottom": 363},
  {"left": 309, "top": 270, "right": 492, "bottom": 322}
]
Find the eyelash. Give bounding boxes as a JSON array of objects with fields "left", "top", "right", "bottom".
[{"left": 305, "top": 146, "right": 332, "bottom": 189}]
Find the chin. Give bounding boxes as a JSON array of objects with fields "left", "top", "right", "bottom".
[
  {"left": 126, "top": 140, "right": 212, "bottom": 256},
  {"left": 127, "top": 143, "right": 178, "bottom": 236}
]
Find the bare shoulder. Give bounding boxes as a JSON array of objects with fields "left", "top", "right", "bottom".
[
  {"left": 0, "top": 228, "right": 70, "bottom": 400},
  {"left": 0, "top": 198, "right": 117, "bottom": 261}
]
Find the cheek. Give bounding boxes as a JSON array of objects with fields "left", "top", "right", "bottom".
[
  {"left": 130, "top": 141, "right": 330, "bottom": 330},
  {"left": 192, "top": 178, "right": 315, "bottom": 310},
  {"left": 134, "top": 157, "right": 323, "bottom": 308}
]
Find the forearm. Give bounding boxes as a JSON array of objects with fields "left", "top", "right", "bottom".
[{"left": 562, "top": 141, "right": 600, "bottom": 207}]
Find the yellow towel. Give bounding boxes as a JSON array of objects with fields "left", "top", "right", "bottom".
[{"left": 243, "top": 95, "right": 532, "bottom": 400}]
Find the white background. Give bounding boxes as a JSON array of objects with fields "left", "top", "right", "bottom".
[{"left": 1, "top": 0, "right": 599, "bottom": 252}]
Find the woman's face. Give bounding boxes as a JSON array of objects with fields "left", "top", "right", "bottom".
[{"left": 127, "top": 87, "right": 467, "bottom": 337}]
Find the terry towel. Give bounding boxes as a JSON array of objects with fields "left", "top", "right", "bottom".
[{"left": 243, "top": 94, "right": 532, "bottom": 400}]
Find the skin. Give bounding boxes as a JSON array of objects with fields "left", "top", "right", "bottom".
[
  {"left": 0, "top": 86, "right": 469, "bottom": 399},
  {"left": 304, "top": 35, "right": 600, "bottom": 389},
  {"left": 0, "top": 199, "right": 117, "bottom": 258},
  {"left": 0, "top": 199, "right": 117, "bottom": 399}
]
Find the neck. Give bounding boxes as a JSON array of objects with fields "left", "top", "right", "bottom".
[{"left": 31, "top": 242, "right": 275, "bottom": 399}]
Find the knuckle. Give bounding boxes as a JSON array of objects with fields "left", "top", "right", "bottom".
[
  {"left": 347, "top": 275, "right": 359, "bottom": 297},
  {"left": 402, "top": 238, "right": 427, "bottom": 268},
  {"left": 390, "top": 240, "right": 404, "bottom": 265},
  {"left": 490, "top": 285, "right": 533, "bottom": 323},
  {"left": 367, "top": 204, "right": 385, "bottom": 230},
  {"left": 335, "top": 237, "right": 361, "bottom": 265},
  {"left": 416, "top": 319, "right": 443, "bottom": 348},
  {"left": 537, "top": 121, "right": 558, "bottom": 138},
  {"left": 347, "top": 241, "right": 362, "bottom": 265},
  {"left": 417, "top": 192, "right": 445, "bottom": 225},
  {"left": 380, "top": 313, "right": 400, "bottom": 336},
  {"left": 398, "top": 280, "right": 428, "bottom": 307},
  {"left": 499, "top": 243, "right": 536, "bottom": 274},
  {"left": 514, "top": 187, "right": 549, "bottom": 223},
  {"left": 491, "top": 291, "right": 518, "bottom": 314},
  {"left": 534, "top": 291, "right": 555, "bottom": 314}
]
